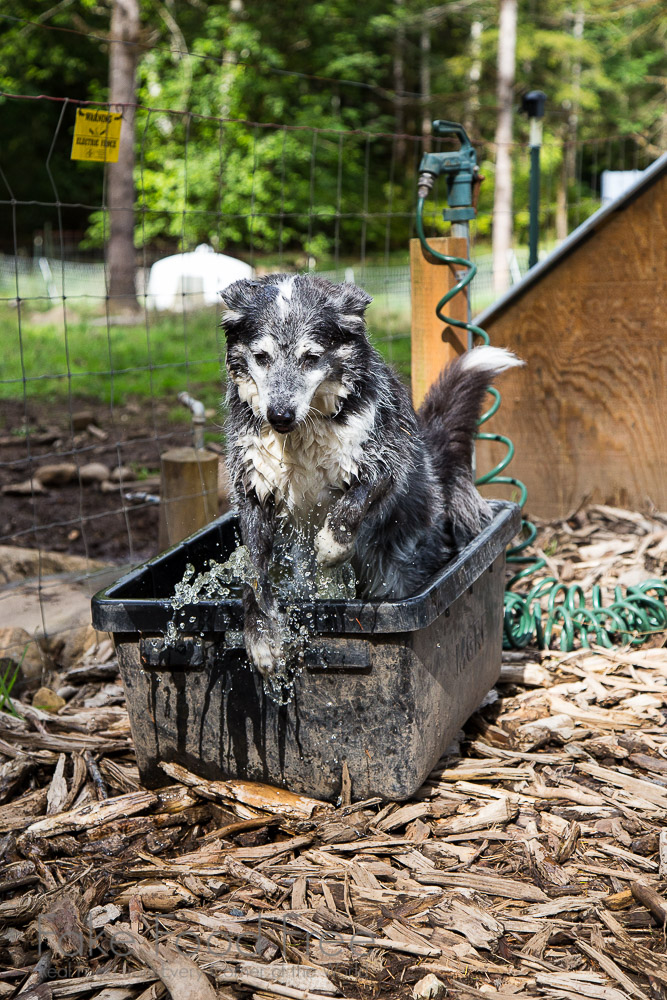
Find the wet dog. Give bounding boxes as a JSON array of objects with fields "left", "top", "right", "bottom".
[{"left": 222, "top": 273, "right": 522, "bottom": 677}]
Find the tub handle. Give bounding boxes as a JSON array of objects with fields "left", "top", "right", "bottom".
[{"left": 139, "top": 635, "right": 371, "bottom": 672}]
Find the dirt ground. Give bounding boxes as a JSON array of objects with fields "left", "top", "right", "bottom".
[{"left": 0, "top": 397, "right": 205, "bottom": 563}]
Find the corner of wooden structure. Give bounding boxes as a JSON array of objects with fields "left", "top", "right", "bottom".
[{"left": 410, "top": 236, "right": 470, "bottom": 409}]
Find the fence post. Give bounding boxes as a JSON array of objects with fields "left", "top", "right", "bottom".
[
  {"left": 158, "top": 447, "right": 219, "bottom": 550},
  {"left": 410, "top": 236, "right": 469, "bottom": 409}
]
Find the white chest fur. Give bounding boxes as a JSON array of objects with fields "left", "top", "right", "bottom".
[{"left": 238, "top": 406, "right": 374, "bottom": 516}]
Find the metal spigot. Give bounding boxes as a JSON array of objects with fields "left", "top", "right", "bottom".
[{"left": 178, "top": 391, "right": 206, "bottom": 450}]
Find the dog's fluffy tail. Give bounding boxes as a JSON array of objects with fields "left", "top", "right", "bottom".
[{"left": 418, "top": 346, "right": 524, "bottom": 538}]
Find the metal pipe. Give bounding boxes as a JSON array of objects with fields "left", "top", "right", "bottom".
[
  {"left": 521, "top": 91, "right": 547, "bottom": 269},
  {"left": 178, "top": 391, "right": 206, "bottom": 450},
  {"left": 528, "top": 118, "right": 543, "bottom": 269}
]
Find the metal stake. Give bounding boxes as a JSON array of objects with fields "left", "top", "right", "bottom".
[{"left": 521, "top": 91, "right": 547, "bottom": 269}]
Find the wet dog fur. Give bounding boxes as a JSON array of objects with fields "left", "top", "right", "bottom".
[{"left": 221, "top": 273, "right": 522, "bottom": 677}]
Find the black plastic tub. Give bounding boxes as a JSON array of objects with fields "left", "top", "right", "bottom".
[{"left": 92, "top": 501, "right": 520, "bottom": 802}]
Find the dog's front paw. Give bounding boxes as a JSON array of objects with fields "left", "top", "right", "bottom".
[
  {"left": 315, "top": 519, "right": 356, "bottom": 567},
  {"left": 245, "top": 620, "right": 285, "bottom": 678}
]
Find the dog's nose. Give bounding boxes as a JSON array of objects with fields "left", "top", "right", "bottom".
[{"left": 267, "top": 406, "right": 296, "bottom": 432}]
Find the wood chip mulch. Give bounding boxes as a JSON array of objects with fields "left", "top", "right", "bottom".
[{"left": 1, "top": 504, "right": 666, "bottom": 1000}]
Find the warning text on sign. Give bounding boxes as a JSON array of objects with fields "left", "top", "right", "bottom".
[{"left": 71, "top": 109, "right": 122, "bottom": 163}]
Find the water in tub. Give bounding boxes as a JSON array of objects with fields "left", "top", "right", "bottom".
[{"left": 165, "top": 520, "right": 356, "bottom": 701}]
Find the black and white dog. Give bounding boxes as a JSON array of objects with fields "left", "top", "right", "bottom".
[{"left": 222, "top": 273, "right": 522, "bottom": 677}]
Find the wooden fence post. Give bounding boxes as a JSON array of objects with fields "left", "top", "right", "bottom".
[
  {"left": 158, "top": 446, "right": 219, "bottom": 550},
  {"left": 410, "top": 236, "right": 470, "bottom": 409}
]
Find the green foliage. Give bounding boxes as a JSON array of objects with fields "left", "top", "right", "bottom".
[
  {"left": 0, "top": 0, "right": 664, "bottom": 258},
  {"left": 0, "top": 654, "right": 21, "bottom": 718}
]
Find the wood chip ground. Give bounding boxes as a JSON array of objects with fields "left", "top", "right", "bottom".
[{"left": 1, "top": 505, "right": 666, "bottom": 1000}]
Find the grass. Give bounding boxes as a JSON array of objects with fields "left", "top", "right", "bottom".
[
  {"left": 0, "top": 298, "right": 412, "bottom": 413},
  {"left": 0, "top": 303, "right": 226, "bottom": 411},
  {"left": 0, "top": 655, "right": 21, "bottom": 718}
]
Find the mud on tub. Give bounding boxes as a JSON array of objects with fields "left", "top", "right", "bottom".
[{"left": 91, "top": 500, "right": 521, "bottom": 802}]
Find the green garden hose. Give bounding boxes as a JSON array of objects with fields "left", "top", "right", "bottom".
[{"left": 415, "top": 196, "right": 667, "bottom": 651}]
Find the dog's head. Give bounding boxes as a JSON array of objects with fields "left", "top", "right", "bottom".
[{"left": 221, "top": 274, "right": 372, "bottom": 433}]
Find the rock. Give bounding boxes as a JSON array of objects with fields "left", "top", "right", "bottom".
[
  {"left": 0, "top": 545, "right": 108, "bottom": 585},
  {"left": 413, "top": 975, "right": 446, "bottom": 1000},
  {"left": 100, "top": 480, "right": 122, "bottom": 493},
  {"left": 109, "top": 465, "right": 133, "bottom": 483},
  {"left": 79, "top": 462, "right": 110, "bottom": 484},
  {"left": 50, "top": 624, "right": 111, "bottom": 668},
  {"left": 32, "top": 687, "right": 66, "bottom": 713},
  {"left": 87, "top": 424, "right": 108, "bottom": 441},
  {"left": 0, "top": 627, "right": 47, "bottom": 682},
  {"left": 0, "top": 576, "right": 117, "bottom": 652},
  {"left": 34, "top": 463, "right": 78, "bottom": 486},
  {"left": 71, "top": 410, "right": 95, "bottom": 431},
  {"left": 1, "top": 479, "right": 47, "bottom": 496}
]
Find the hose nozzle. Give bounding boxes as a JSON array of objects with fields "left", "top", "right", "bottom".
[{"left": 417, "top": 171, "right": 435, "bottom": 200}]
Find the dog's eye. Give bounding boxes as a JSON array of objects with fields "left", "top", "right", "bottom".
[
  {"left": 301, "top": 351, "right": 322, "bottom": 366},
  {"left": 251, "top": 350, "right": 270, "bottom": 365}
]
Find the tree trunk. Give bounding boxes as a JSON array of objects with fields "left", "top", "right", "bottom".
[
  {"left": 492, "top": 0, "right": 517, "bottom": 297},
  {"left": 108, "top": 0, "right": 140, "bottom": 312},
  {"left": 555, "top": 149, "right": 569, "bottom": 242},
  {"left": 559, "top": 4, "right": 584, "bottom": 241},
  {"left": 420, "top": 24, "right": 432, "bottom": 153},
  {"left": 464, "top": 19, "right": 483, "bottom": 137},
  {"left": 393, "top": 0, "right": 406, "bottom": 163},
  {"left": 555, "top": 4, "right": 584, "bottom": 244}
]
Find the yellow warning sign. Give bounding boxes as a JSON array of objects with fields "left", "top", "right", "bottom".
[{"left": 71, "top": 108, "right": 122, "bottom": 163}]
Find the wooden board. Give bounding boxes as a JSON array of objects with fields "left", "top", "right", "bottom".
[
  {"left": 410, "top": 237, "right": 469, "bottom": 408},
  {"left": 475, "top": 172, "right": 667, "bottom": 519}
]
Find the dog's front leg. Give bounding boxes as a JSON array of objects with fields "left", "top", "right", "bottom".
[
  {"left": 238, "top": 496, "right": 285, "bottom": 677},
  {"left": 315, "top": 475, "right": 390, "bottom": 567}
]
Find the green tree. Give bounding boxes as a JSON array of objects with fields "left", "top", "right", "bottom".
[{"left": 1, "top": 0, "right": 664, "bottom": 263}]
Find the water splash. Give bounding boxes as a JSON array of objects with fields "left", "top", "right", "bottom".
[{"left": 164, "top": 524, "right": 356, "bottom": 702}]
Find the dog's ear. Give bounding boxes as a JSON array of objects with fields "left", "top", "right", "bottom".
[
  {"left": 219, "top": 279, "right": 258, "bottom": 329},
  {"left": 330, "top": 283, "right": 373, "bottom": 332}
]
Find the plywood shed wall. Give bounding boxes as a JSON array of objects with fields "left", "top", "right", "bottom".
[{"left": 475, "top": 166, "right": 666, "bottom": 520}]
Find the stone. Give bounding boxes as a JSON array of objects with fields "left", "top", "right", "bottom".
[
  {"left": 0, "top": 567, "right": 120, "bottom": 650},
  {"left": 0, "top": 545, "right": 108, "bottom": 585},
  {"left": 71, "top": 410, "right": 95, "bottom": 431},
  {"left": 0, "top": 627, "right": 47, "bottom": 682},
  {"left": 51, "top": 624, "right": 111, "bottom": 668},
  {"left": 86, "top": 424, "right": 108, "bottom": 441},
  {"left": 1, "top": 479, "right": 47, "bottom": 496},
  {"left": 34, "top": 463, "right": 78, "bottom": 486},
  {"left": 79, "top": 462, "right": 110, "bottom": 484},
  {"left": 109, "top": 465, "right": 133, "bottom": 483},
  {"left": 413, "top": 975, "right": 446, "bottom": 1000},
  {"left": 32, "top": 686, "right": 66, "bottom": 713}
]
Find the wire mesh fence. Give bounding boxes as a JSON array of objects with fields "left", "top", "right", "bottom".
[{"left": 0, "top": 89, "right": 660, "bottom": 652}]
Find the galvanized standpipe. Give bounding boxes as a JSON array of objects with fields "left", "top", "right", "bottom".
[
  {"left": 417, "top": 119, "right": 481, "bottom": 354},
  {"left": 521, "top": 90, "right": 547, "bottom": 269}
]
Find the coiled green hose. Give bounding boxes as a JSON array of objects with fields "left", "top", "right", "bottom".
[{"left": 416, "top": 197, "right": 667, "bottom": 651}]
